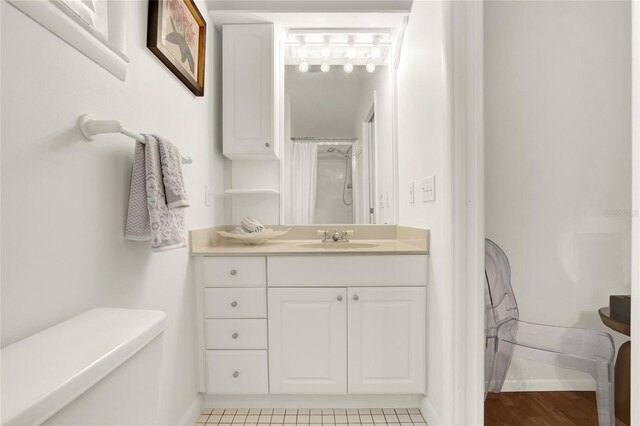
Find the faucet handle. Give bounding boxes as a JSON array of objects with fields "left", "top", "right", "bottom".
[
  {"left": 317, "top": 230, "right": 330, "bottom": 242},
  {"left": 341, "top": 230, "right": 354, "bottom": 242}
]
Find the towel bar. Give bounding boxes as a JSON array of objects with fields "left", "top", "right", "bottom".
[{"left": 78, "top": 114, "right": 193, "bottom": 164}]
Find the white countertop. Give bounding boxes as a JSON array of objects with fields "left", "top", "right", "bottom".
[
  {"left": 190, "top": 239, "right": 426, "bottom": 255},
  {"left": 189, "top": 225, "right": 429, "bottom": 256}
]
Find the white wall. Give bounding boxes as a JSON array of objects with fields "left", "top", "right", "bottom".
[
  {"left": 396, "top": 1, "right": 453, "bottom": 424},
  {"left": 0, "top": 1, "right": 225, "bottom": 423},
  {"left": 287, "top": 66, "right": 362, "bottom": 139},
  {"left": 485, "top": 0, "right": 632, "bottom": 390}
]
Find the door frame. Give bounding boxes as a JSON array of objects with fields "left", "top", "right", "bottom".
[
  {"left": 454, "top": 2, "right": 640, "bottom": 425},
  {"left": 447, "top": 1, "right": 485, "bottom": 424},
  {"left": 363, "top": 97, "right": 378, "bottom": 224}
]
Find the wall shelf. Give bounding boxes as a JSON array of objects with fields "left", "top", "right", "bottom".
[{"left": 225, "top": 189, "right": 280, "bottom": 195}]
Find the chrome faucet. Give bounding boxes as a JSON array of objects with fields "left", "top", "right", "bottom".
[
  {"left": 317, "top": 229, "right": 354, "bottom": 243},
  {"left": 317, "top": 230, "right": 331, "bottom": 242}
]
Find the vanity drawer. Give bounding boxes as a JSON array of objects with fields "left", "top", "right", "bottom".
[
  {"left": 206, "top": 350, "right": 268, "bottom": 394},
  {"left": 202, "top": 257, "right": 266, "bottom": 287},
  {"left": 267, "top": 255, "right": 428, "bottom": 287},
  {"left": 206, "top": 319, "right": 267, "bottom": 349},
  {"left": 204, "top": 288, "right": 267, "bottom": 318}
]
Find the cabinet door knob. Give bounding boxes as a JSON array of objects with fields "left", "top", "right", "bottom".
[
  {"left": 337, "top": 295, "right": 343, "bottom": 302},
  {"left": 231, "top": 301, "right": 238, "bottom": 307},
  {"left": 265, "top": 142, "right": 270, "bottom": 148},
  {"left": 233, "top": 371, "right": 239, "bottom": 378},
  {"left": 232, "top": 332, "right": 239, "bottom": 339},
  {"left": 353, "top": 294, "right": 359, "bottom": 301},
  {"left": 230, "top": 269, "right": 238, "bottom": 276}
]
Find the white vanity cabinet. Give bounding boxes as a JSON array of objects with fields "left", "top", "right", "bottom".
[
  {"left": 267, "top": 255, "right": 427, "bottom": 395},
  {"left": 268, "top": 288, "right": 348, "bottom": 394},
  {"left": 222, "top": 24, "right": 278, "bottom": 160},
  {"left": 267, "top": 286, "right": 426, "bottom": 395},
  {"left": 200, "top": 257, "right": 269, "bottom": 394},
  {"left": 347, "top": 287, "right": 426, "bottom": 394},
  {"left": 195, "top": 253, "right": 427, "bottom": 396}
]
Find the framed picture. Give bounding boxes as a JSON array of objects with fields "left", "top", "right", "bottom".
[{"left": 147, "top": 0, "right": 206, "bottom": 96}]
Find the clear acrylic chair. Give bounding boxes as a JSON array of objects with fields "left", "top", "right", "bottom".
[{"left": 484, "top": 238, "right": 616, "bottom": 426}]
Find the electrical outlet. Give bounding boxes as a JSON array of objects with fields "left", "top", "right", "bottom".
[
  {"left": 205, "top": 184, "right": 212, "bottom": 206},
  {"left": 421, "top": 176, "right": 435, "bottom": 202},
  {"left": 409, "top": 181, "right": 415, "bottom": 204}
]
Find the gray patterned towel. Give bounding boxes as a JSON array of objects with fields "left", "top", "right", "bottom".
[
  {"left": 158, "top": 136, "right": 189, "bottom": 209},
  {"left": 125, "top": 134, "right": 188, "bottom": 252}
]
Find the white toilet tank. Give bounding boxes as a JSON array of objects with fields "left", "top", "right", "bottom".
[{"left": 1, "top": 308, "right": 166, "bottom": 426}]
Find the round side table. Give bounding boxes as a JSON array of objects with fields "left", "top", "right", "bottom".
[{"left": 598, "top": 307, "right": 631, "bottom": 426}]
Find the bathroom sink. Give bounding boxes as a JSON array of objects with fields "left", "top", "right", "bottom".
[{"left": 298, "top": 243, "right": 380, "bottom": 249}]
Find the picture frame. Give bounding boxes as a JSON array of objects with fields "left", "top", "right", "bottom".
[{"left": 147, "top": 0, "right": 206, "bottom": 96}]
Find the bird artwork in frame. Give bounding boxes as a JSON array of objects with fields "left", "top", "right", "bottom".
[{"left": 147, "top": 0, "right": 206, "bottom": 96}]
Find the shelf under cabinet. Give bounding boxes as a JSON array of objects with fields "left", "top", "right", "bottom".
[{"left": 224, "top": 189, "right": 280, "bottom": 195}]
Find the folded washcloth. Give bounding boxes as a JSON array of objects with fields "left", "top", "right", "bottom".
[
  {"left": 233, "top": 226, "right": 249, "bottom": 235},
  {"left": 240, "top": 217, "right": 265, "bottom": 233},
  {"left": 125, "top": 134, "right": 188, "bottom": 252}
]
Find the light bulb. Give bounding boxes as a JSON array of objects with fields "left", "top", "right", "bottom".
[
  {"left": 344, "top": 60, "right": 353, "bottom": 73},
  {"left": 366, "top": 58, "right": 375, "bottom": 73},
  {"left": 321, "top": 62, "right": 330, "bottom": 73},
  {"left": 321, "top": 41, "right": 331, "bottom": 59},
  {"left": 297, "top": 41, "right": 307, "bottom": 59},
  {"left": 370, "top": 38, "right": 382, "bottom": 59},
  {"left": 299, "top": 60, "right": 309, "bottom": 72},
  {"left": 346, "top": 40, "right": 356, "bottom": 59}
]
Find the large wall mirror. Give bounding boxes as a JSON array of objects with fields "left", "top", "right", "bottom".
[{"left": 281, "top": 60, "right": 396, "bottom": 225}]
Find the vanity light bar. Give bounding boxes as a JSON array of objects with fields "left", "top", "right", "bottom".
[{"left": 286, "top": 42, "right": 389, "bottom": 69}]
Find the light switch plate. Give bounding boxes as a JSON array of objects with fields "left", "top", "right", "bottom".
[
  {"left": 421, "top": 176, "right": 435, "bottom": 202},
  {"left": 409, "top": 181, "right": 415, "bottom": 204}
]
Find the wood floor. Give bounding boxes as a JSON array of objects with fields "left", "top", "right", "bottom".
[{"left": 484, "top": 391, "right": 626, "bottom": 426}]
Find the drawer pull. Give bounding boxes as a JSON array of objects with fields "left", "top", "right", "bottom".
[
  {"left": 337, "top": 295, "right": 343, "bottom": 302},
  {"left": 353, "top": 294, "right": 359, "bottom": 301},
  {"left": 232, "top": 332, "right": 239, "bottom": 339},
  {"left": 231, "top": 301, "right": 238, "bottom": 308},
  {"left": 232, "top": 371, "right": 240, "bottom": 378},
  {"left": 230, "top": 269, "right": 238, "bottom": 276}
]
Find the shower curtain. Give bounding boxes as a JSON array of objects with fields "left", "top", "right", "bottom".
[{"left": 291, "top": 141, "right": 318, "bottom": 224}]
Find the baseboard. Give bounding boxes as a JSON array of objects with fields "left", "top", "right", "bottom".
[
  {"left": 177, "top": 395, "right": 203, "bottom": 426},
  {"left": 501, "top": 379, "right": 595, "bottom": 392},
  {"left": 419, "top": 398, "right": 441, "bottom": 425},
  {"left": 202, "top": 394, "right": 424, "bottom": 409}
]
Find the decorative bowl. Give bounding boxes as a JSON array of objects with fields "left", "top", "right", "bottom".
[{"left": 216, "top": 228, "right": 290, "bottom": 245}]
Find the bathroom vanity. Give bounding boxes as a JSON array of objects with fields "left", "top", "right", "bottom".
[{"left": 190, "top": 226, "right": 429, "bottom": 401}]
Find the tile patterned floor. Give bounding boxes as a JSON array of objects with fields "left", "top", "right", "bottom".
[{"left": 196, "top": 408, "right": 427, "bottom": 426}]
